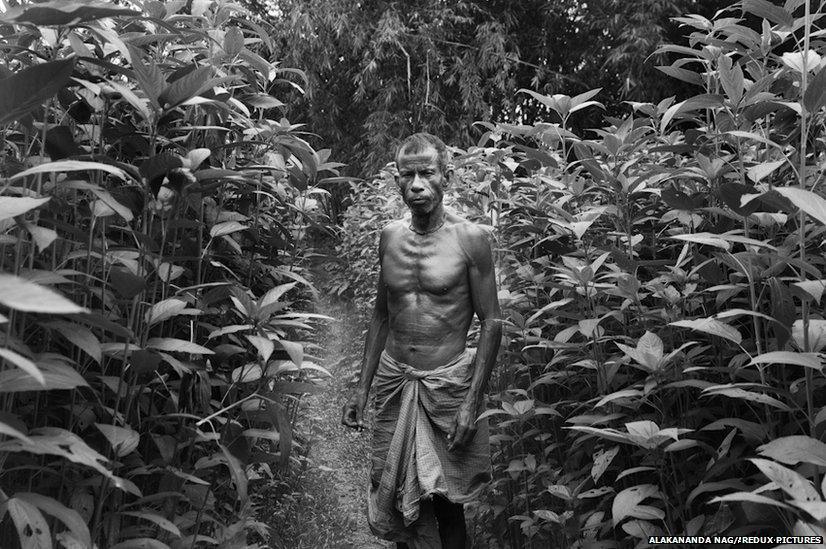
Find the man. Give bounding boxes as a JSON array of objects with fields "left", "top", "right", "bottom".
[{"left": 341, "top": 132, "right": 502, "bottom": 548}]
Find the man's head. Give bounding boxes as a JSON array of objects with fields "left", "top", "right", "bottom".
[
  {"left": 394, "top": 133, "right": 452, "bottom": 216},
  {"left": 395, "top": 133, "right": 450, "bottom": 175}
]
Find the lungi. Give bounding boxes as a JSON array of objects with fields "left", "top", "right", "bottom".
[{"left": 367, "top": 349, "right": 491, "bottom": 548}]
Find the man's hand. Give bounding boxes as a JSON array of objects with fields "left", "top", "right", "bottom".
[
  {"left": 341, "top": 392, "right": 367, "bottom": 431},
  {"left": 447, "top": 402, "right": 478, "bottom": 451}
]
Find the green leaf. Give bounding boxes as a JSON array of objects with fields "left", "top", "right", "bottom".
[
  {"left": 792, "top": 280, "right": 826, "bottom": 304},
  {"left": 259, "top": 282, "right": 297, "bottom": 309},
  {"left": 10, "top": 160, "right": 128, "bottom": 182},
  {"left": 758, "top": 436, "right": 826, "bottom": 467},
  {"left": 612, "top": 484, "right": 660, "bottom": 526},
  {"left": 277, "top": 339, "right": 303, "bottom": 367},
  {"left": 0, "top": 360, "right": 88, "bottom": 392},
  {"left": 145, "top": 298, "right": 187, "bottom": 327},
  {"left": 223, "top": 27, "right": 245, "bottom": 57},
  {"left": 44, "top": 321, "right": 102, "bottom": 364},
  {"left": 702, "top": 385, "right": 790, "bottom": 411},
  {"left": 742, "top": 0, "right": 793, "bottom": 28},
  {"left": 0, "top": 1, "right": 139, "bottom": 25},
  {"left": 24, "top": 223, "right": 58, "bottom": 252},
  {"left": 159, "top": 66, "right": 213, "bottom": 110},
  {"left": 747, "top": 160, "right": 785, "bottom": 183},
  {"left": 591, "top": 446, "right": 619, "bottom": 483},
  {"left": 109, "top": 539, "right": 170, "bottom": 549},
  {"left": 127, "top": 45, "right": 166, "bottom": 109},
  {"left": 710, "top": 491, "right": 793, "bottom": 510},
  {"left": 4, "top": 496, "right": 51, "bottom": 549},
  {"left": 655, "top": 65, "right": 703, "bottom": 86},
  {"left": 119, "top": 511, "right": 181, "bottom": 538},
  {"left": 0, "top": 197, "right": 50, "bottom": 222},
  {"left": 0, "top": 427, "right": 117, "bottom": 485},
  {"left": 804, "top": 66, "right": 826, "bottom": 112},
  {"left": 670, "top": 318, "right": 742, "bottom": 344},
  {"left": 146, "top": 338, "right": 214, "bottom": 355},
  {"left": 718, "top": 56, "right": 744, "bottom": 104},
  {"left": 16, "top": 493, "right": 91, "bottom": 548},
  {"left": 0, "top": 274, "right": 86, "bottom": 314},
  {"left": 0, "top": 57, "right": 76, "bottom": 125},
  {"left": 209, "top": 220, "right": 247, "bottom": 238},
  {"left": 0, "top": 349, "right": 44, "bottom": 385},
  {"left": 95, "top": 423, "right": 140, "bottom": 458},
  {"left": 749, "top": 458, "right": 820, "bottom": 503},
  {"left": 246, "top": 335, "right": 274, "bottom": 362},
  {"left": 669, "top": 233, "right": 730, "bottom": 250},
  {"left": 747, "top": 351, "right": 822, "bottom": 370},
  {"left": 660, "top": 94, "right": 724, "bottom": 132},
  {"left": 219, "top": 443, "right": 248, "bottom": 504},
  {"left": 775, "top": 187, "right": 826, "bottom": 226},
  {"left": 109, "top": 267, "right": 146, "bottom": 299}
]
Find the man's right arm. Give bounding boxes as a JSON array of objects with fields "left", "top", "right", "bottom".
[{"left": 342, "top": 228, "right": 390, "bottom": 430}]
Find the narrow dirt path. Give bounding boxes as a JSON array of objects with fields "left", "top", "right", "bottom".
[{"left": 259, "top": 290, "right": 392, "bottom": 548}]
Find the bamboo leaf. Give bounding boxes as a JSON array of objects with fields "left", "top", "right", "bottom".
[
  {"left": 0, "top": 274, "right": 86, "bottom": 314},
  {"left": 670, "top": 318, "right": 742, "bottom": 344},
  {"left": 5, "top": 496, "right": 51, "bottom": 549},
  {"left": 0, "top": 57, "right": 76, "bottom": 125},
  {"left": 758, "top": 436, "right": 826, "bottom": 467},
  {"left": 145, "top": 298, "right": 187, "bottom": 327},
  {"left": 209, "top": 220, "right": 247, "bottom": 238},
  {"left": 44, "top": 321, "right": 102, "bottom": 364},
  {"left": 612, "top": 484, "right": 660, "bottom": 526},
  {"left": 747, "top": 351, "right": 823, "bottom": 370},
  {"left": 246, "top": 335, "right": 274, "bottom": 362},
  {"left": 0, "top": 349, "right": 44, "bottom": 385},
  {"left": 119, "top": 511, "right": 181, "bottom": 538},
  {"left": 0, "top": 1, "right": 138, "bottom": 25},
  {"left": 742, "top": 0, "right": 793, "bottom": 27},
  {"left": 146, "top": 338, "right": 214, "bottom": 355},
  {"left": 0, "top": 197, "right": 50, "bottom": 222},
  {"left": 23, "top": 223, "right": 58, "bottom": 252},
  {"left": 16, "top": 493, "right": 91, "bottom": 548},
  {"left": 160, "top": 66, "right": 213, "bottom": 110},
  {"left": 749, "top": 458, "right": 821, "bottom": 502},
  {"left": 109, "top": 539, "right": 170, "bottom": 549},
  {"left": 10, "top": 160, "right": 127, "bottom": 182},
  {"left": 95, "top": 423, "right": 140, "bottom": 457},
  {"left": 775, "top": 187, "right": 826, "bottom": 226},
  {"left": 0, "top": 360, "right": 87, "bottom": 392}
]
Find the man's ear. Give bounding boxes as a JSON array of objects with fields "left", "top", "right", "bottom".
[{"left": 442, "top": 166, "right": 454, "bottom": 188}]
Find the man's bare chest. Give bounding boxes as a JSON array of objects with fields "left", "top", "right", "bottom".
[{"left": 382, "top": 233, "right": 468, "bottom": 295}]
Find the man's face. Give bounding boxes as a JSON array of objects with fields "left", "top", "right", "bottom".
[{"left": 395, "top": 146, "right": 449, "bottom": 216}]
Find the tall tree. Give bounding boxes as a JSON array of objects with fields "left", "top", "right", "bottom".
[{"left": 244, "top": 0, "right": 730, "bottom": 174}]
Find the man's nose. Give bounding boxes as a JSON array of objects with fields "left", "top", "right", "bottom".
[{"left": 410, "top": 173, "right": 425, "bottom": 191}]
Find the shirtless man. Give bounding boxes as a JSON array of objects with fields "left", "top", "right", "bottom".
[{"left": 342, "top": 132, "right": 502, "bottom": 548}]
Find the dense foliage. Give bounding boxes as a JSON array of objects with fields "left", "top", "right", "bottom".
[
  {"left": 333, "top": 1, "right": 826, "bottom": 547},
  {"left": 243, "top": 0, "right": 730, "bottom": 175},
  {"left": 0, "top": 1, "right": 337, "bottom": 547}
]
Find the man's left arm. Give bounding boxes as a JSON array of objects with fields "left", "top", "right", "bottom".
[{"left": 449, "top": 225, "right": 502, "bottom": 451}]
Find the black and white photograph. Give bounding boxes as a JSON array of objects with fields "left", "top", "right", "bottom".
[{"left": 2, "top": 0, "right": 826, "bottom": 548}]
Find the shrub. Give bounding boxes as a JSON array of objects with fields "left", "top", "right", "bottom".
[{"left": 0, "top": 1, "right": 338, "bottom": 547}]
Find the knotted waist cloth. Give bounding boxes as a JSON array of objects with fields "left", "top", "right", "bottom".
[{"left": 367, "top": 349, "right": 491, "bottom": 546}]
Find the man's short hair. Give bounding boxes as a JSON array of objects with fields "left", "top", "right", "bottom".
[{"left": 395, "top": 132, "right": 450, "bottom": 174}]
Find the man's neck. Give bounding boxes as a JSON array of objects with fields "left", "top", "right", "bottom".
[{"left": 409, "top": 206, "right": 446, "bottom": 235}]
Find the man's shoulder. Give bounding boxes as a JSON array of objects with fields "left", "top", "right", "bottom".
[
  {"left": 380, "top": 219, "right": 406, "bottom": 238},
  {"left": 450, "top": 218, "right": 494, "bottom": 263},
  {"left": 451, "top": 218, "right": 493, "bottom": 244}
]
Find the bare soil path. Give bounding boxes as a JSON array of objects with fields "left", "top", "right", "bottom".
[{"left": 258, "top": 287, "right": 392, "bottom": 549}]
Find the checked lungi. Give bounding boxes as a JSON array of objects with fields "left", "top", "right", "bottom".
[{"left": 367, "top": 349, "right": 491, "bottom": 548}]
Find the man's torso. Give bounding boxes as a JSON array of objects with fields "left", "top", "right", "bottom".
[{"left": 380, "top": 215, "right": 477, "bottom": 369}]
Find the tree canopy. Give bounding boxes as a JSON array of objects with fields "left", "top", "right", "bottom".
[{"left": 244, "top": 0, "right": 730, "bottom": 173}]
